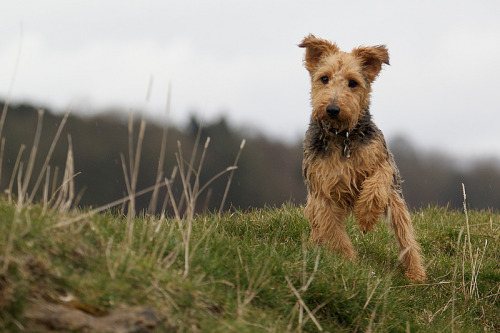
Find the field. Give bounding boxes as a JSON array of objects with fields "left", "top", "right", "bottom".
[
  {"left": 0, "top": 108, "right": 498, "bottom": 332},
  {"left": 0, "top": 201, "right": 498, "bottom": 332}
]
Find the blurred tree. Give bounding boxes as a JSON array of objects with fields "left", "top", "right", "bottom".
[
  {"left": 390, "top": 136, "right": 500, "bottom": 210},
  {"left": 1, "top": 101, "right": 499, "bottom": 213}
]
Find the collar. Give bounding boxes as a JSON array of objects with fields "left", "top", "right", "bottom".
[
  {"left": 314, "top": 108, "right": 374, "bottom": 158},
  {"left": 318, "top": 120, "right": 353, "bottom": 158}
]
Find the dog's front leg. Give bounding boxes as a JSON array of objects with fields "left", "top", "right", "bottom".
[
  {"left": 353, "top": 163, "right": 392, "bottom": 233},
  {"left": 305, "top": 192, "right": 356, "bottom": 258}
]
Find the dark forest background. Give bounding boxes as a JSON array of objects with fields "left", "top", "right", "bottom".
[{"left": 2, "top": 101, "right": 500, "bottom": 213}]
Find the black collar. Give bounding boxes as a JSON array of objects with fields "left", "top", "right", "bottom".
[
  {"left": 316, "top": 108, "right": 372, "bottom": 158},
  {"left": 318, "top": 121, "right": 353, "bottom": 157}
]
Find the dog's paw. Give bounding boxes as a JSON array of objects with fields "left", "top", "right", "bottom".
[
  {"left": 405, "top": 267, "right": 427, "bottom": 282},
  {"left": 358, "top": 221, "right": 377, "bottom": 234}
]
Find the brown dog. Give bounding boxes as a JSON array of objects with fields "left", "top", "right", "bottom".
[{"left": 299, "top": 35, "right": 426, "bottom": 281}]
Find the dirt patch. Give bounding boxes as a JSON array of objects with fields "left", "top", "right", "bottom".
[{"left": 23, "top": 300, "right": 173, "bottom": 332}]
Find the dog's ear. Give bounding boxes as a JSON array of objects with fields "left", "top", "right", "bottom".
[
  {"left": 299, "top": 35, "right": 339, "bottom": 74},
  {"left": 351, "top": 45, "right": 389, "bottom": 83},
  {"left": 352, "top": 46, "right": 390, "bottom": 81}
]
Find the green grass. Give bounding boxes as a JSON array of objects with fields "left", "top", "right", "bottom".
[{"left": 0, "top": 202, "right": 498, "bottom": 332}]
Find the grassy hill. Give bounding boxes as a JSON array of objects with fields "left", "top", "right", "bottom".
[
  {"left": 0, "top": 202, "right": 498, "bottom": 332},
  {"left": 0, "top": 105, "right": 498, "bottom": 332}
]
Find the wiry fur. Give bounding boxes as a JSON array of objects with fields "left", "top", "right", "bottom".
[{"left": 299, "top": 35, "right": 426, "bottom": 281}]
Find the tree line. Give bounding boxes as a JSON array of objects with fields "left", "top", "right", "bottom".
[{"left": 1, "top": 101, "right": 499, "bottom": 213}]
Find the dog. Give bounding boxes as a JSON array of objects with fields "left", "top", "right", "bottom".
[{"left": 299, "top": 35, "right": 426, "bottom": 281}]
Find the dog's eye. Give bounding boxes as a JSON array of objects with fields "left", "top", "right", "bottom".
[
  {"left": 320, "top": 76, "right": 329, "bottom": 84},
  {"left": 348, "top": 80, "right": 358, "bottom": 88}
]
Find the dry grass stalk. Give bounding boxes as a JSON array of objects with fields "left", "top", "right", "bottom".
[
  {"left": 42, "top": 166, "right": 51, "bottom": 214},
  {"left": 7, "top": 144, "right": 25, "bottom": 202},
  {"left": 235, "top": 247, "right": 269, "bottom": 319},
  {"left": 462, "top": 184, "right": 473, "bottom": 269},
  {"left": 53, "top": 135, "right": 76, "bottom": 213},
  {"left": 219, "top": 139, "right": 246, "bottom": 215},
  {"left": 164, "top": 167, "right": 180, "bottom": 220},
  {"left": 18, "top": 109, "right": 44, "bottom": 208},
  {"left": 177, "top": 124, "right": 203, "bottom": 214},
  {"left": 285, "top": 242, "right": 323, "bottom": 332},
  {"left": 461, "top": 183, "right": 488, "bottom": 301},
  {"left": 52, "top": 182, "right": 167, "bottom": 229},
  {"left": 285, "top": 276, "right": 323, "bottom": 332},
  {"left": 27, "top": 111, "right": 70, "bottom": 205},
  {"left": 451, "top": 227, "right": 464, "bottom": 333},
  {"left": 121, "top": 112, "right": 146, "bottom": 244},
  {"left": 148, "top": 83, "right": 172, "bottom": 214}
]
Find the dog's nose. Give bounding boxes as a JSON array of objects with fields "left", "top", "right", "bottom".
[{"left": 326, "top": 104, "right": 340, "bottom": 119}]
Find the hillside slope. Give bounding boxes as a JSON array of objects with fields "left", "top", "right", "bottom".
[{"left": 0, "top": 203, "right": 498, "bottom": 332}]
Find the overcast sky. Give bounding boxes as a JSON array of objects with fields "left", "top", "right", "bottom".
[{"left": 1, "top": 0, "right": 499, "bottom": 159}]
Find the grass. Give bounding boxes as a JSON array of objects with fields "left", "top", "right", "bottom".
[
  {"left": 0, "top": 102, "right": 498, "bottom": 332},
  {"left": 0, "top": 202, "right": 498, "bottom": 332}
]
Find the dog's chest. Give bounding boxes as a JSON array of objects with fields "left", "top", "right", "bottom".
[{"left": 304, "top": 140, "right": 383, "bottom": 198}]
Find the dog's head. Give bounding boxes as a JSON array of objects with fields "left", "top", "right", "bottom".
[{"left": 299, "top": 35, "right": 389, "bottom": 131}]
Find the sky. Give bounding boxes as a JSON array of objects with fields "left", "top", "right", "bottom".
[{"left": 1, "top": 0, "right": 499, "bottom": 159}]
